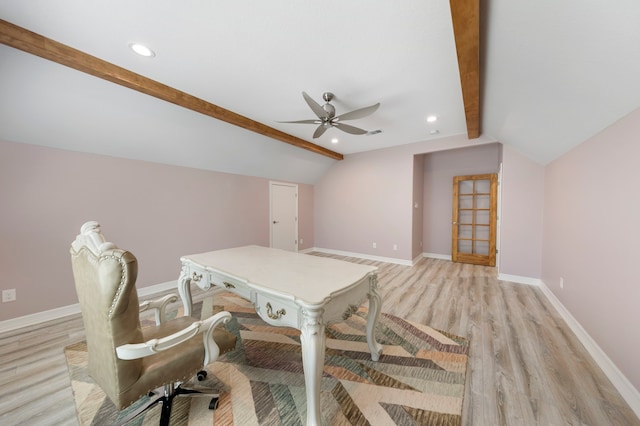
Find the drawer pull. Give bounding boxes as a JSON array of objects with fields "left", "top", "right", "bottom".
[
  {"left": 266, "top": 302, "right": 286, "bottom": 320},
  {"left": 223, "top": 281, "right": 236, "bottom": 289},
  {"left": 191, "top": 272, "right": 203, "bottom": 282}
]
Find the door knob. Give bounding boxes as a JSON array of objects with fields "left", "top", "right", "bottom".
[{"left": 273, "top": 221, "right": 279, "bottom": 224}]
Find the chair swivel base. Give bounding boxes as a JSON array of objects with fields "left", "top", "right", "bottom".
[{"left": 116, "top": 383, "right": 221, "bottom": 426}]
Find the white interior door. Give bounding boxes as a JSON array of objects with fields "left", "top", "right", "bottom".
[{"left": 270, "top": 182, "right": 298, "bottom": 251}]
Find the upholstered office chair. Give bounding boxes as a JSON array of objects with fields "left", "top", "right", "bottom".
[{"left": 70, "top": 221, "right": 236, "bottom": 425}]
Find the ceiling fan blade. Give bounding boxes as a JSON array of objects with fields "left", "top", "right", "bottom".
[
  {"left": 277, "top": 119, "right": 321, "bottom": 124},
  {"left": 334, "top": 102, "right": 380, "bottom": 121},
  {"left": 312, "top": 124, "right": 329, "bottom": 139},
  {"left": 302, "top": 91, "right": 329, "bottom": 120},
  {"left": 334, "top": 122, "right": 368, "bottom": 135}
]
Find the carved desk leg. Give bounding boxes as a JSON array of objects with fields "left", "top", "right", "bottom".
[
  {"left": 177, "top": 266, "right": 193, "bottom": 317},
  {"left": 367, "top": 275, "right": 383, "bottom": 361},
  {"left": 300, "top": 307, "right": 325, "bottom": 426}
]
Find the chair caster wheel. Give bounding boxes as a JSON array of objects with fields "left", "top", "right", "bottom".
[
  {"left": 209, "top": 397, "right": 219, "bottom": 410},
  {"left": 197, "top": 370, "right": 207, "bottom": 381}
]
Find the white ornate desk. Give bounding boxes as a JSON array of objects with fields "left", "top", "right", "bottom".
[{"left": 177, "top": 245, "right": 382, "bottom": 426}]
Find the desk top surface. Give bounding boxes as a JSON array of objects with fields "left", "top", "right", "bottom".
[{"left": 181, "top": 245, "right": 377, "bottom": 305}]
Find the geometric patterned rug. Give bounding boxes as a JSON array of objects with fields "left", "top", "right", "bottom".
[{"left": 65, "top": 291, "right": 468, "bottom": 425}]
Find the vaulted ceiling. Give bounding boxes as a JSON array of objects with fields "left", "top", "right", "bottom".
[{"left": 1, "top": 1, "right": 639, "bottom": 184}]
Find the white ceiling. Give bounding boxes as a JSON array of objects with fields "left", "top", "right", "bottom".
[{"left": 1, "top": 1, "right": 639, "bottom": 184}]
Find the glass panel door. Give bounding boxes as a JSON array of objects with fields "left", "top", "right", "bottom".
[{"left": 451, "top": 174, "right": 497, "bottom": 266}]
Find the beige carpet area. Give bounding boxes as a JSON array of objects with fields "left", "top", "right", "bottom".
[{"left": 65, "top": 292, "right": 469, "bottom": 425}]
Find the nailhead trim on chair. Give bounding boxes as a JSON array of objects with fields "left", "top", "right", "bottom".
[{"left": 105, "top": 252, "right": 128, "bottom": 319}]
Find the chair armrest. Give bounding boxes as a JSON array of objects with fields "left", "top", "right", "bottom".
[
  {"left": 116, "top": 311, "right": 232, "bottom": 361},
  {"left": 139, "top": 294, "right": 178, "bottom": 325}
]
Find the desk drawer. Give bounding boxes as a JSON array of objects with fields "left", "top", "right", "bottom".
[
  {"left": 210, "top": 271, "right": 251, "bottom": 299},
  {"left": 183, "top": 265, "right": 210, "bottom": 290},
  {"left": 254, "top": 293, "right": 299, "bottom": 328}
]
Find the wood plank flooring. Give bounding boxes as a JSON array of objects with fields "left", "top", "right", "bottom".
[{"left": 0, "top": 255, "right": 637, "bottom": 425}]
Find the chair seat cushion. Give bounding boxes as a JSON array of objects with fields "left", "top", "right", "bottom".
[{"left": 117, "top": 316, "right": 236, "bottom": 407}]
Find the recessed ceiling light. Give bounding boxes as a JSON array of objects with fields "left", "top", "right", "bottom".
[
  {"left": 331, "top": 138, "right": 339, "bottom": 144},
  {"left": 426, "top": 115, "right": 438, "bottom": 123},
  {"left": 129, "top": 43, "right": 155, "bottom": 57},
  {"left": 429, "top": 129, "right": 440, "bottom": 135}
]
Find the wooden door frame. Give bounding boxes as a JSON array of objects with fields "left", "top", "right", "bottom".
[{"left": 452, "top": 173, "right": 498, "bottom": 266}]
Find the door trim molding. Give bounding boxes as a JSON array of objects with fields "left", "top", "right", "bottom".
[
  {"left": 452, "top": 173, "right": 498, "bottom": 266},
  {"left": 269, "top": 181, "right": 298, "bottom": 251}
]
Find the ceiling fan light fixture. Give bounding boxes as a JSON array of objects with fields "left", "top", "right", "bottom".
[{"left": 129, "top": 43, "right": 155, "bottom": 57}]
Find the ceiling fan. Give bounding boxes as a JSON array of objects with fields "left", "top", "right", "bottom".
[{"left": 279, "top": 92, "right": 380, "bottom": 139}]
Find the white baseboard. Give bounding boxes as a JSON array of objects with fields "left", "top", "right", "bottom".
[
  {"left": 136, "top": 280, "right": 177, "bottom": 298},
  {"left": 0, "top": 280, "right": 178, "bottom": 334},
  {"left": 497, "top": 273, "right": 542, "bottom": 286},
  {"left": 309, "top": 247, "right": 413, "bottom": 266},
  {"left": 423, "top": 256, "right": 542, "bottom": 288},
  {"left": 422, "top": 252, "right": 452, "bottom": 261},
  {"left": 539, "top": 280, "right": 640, "bottom": 418},
  {"left": 0, "top": 303, "right": 81, "bottom": 334}
]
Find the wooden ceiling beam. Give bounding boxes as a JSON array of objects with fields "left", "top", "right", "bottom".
[
  {"left": 0, "top": 19, "right": 343, "bottom": 161},
  {"left": 450, "top": 0, "right": 480, "bottom": 139}
]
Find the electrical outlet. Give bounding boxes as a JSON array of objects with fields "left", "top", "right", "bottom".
[
  {"left": 2, "top": 289, "right": 16, "bottom": 303},
  {"left": 299, "top": 238, "right": 303, "bottom": 245},
  {"left": 393, "top": 244, "right": 398, "bottom": 251},
  {"left": 560, "top": 277, "right": 564, "bottom": 289},
  {"left": 372, "top": 242, "right": 377, "bottom": 249}
]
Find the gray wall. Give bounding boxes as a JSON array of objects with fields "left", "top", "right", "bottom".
[
  {"left": 543, "top": 107, "right": 640, "bottom": 391},
  {"left": 0, "top": 140, "right": 314, "bottom": 320}
]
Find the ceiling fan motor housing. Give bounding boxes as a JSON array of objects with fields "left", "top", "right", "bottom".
[{"left": 323, "top": 103, "right": 336, "bottom": 119}]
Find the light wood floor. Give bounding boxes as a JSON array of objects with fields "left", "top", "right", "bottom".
[{"left": 0, "top": 255, "right": 638, "bottom": 425}]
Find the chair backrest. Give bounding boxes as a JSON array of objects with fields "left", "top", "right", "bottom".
[{"left": 70, "top": 221, "right": 144, "bottom": 407}]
